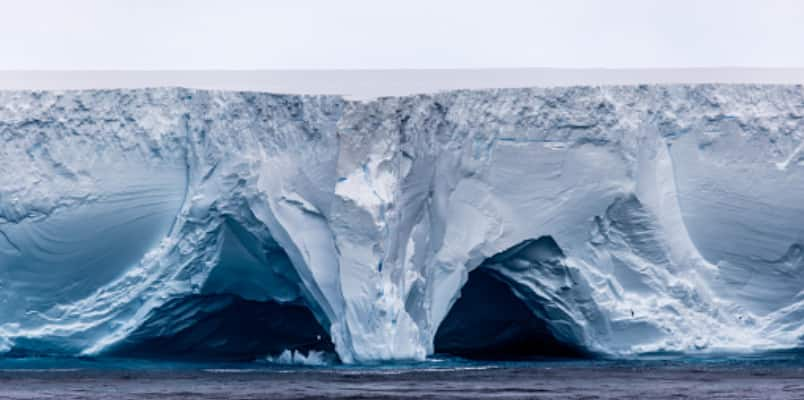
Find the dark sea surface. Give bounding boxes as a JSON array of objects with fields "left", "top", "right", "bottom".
[{"left": 1, "top": 352, "right": 803, "bottom": 399}]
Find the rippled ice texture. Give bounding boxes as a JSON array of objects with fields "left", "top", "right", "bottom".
[{"left": 1, "top": 85, "right": 804, "bottom": 363}]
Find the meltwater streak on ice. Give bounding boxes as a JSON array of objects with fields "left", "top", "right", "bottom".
[{"left": 0, "top": 85, "right": 803, "bottom": 363}]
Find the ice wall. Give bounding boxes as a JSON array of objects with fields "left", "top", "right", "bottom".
[{"left": 0, "top": 85, "right": 803, "bottom": 363}]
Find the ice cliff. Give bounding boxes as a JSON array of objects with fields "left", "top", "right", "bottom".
[{"left": 1, "top": 85, "right": 803, "bottom": 363}]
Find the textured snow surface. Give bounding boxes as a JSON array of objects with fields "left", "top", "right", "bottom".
[{"left": 1, "top": 85, "right": 803, "bottom": 363}]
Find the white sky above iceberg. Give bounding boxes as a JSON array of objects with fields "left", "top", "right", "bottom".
[{"left": 1, "top": 0, "right": 803, "bottom": 69}]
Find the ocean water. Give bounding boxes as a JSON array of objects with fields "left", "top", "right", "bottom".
[{"left": 1, "top": 352, "right": 803, "bottom": 399}]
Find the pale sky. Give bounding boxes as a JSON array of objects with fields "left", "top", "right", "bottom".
[{"left": 2, "top": 0, "right": 803, "bottom": 70}]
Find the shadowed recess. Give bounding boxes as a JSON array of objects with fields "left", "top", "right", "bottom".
[
  {"left": 434, "top": 266, "right": 583, "bottom": 360},
  {"left": 106, "top": 294, "right": 334, "bottom": 361},
  {"left": 103, "top": 214, "right": 337, "bottom": 362}
]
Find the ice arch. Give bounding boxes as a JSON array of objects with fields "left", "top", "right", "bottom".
[
  {"left": 434, "top": 237, "right": 587, "bottom": 359},
  {"left": 105, "top": 217, "right": 334, "bottom": 361}
]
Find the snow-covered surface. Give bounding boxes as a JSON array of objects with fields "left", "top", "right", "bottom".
[
  {"left": 2, "top": 69, "right": 804, "bottom": 100},
  {"left": 1, "top": 84, "right": 803, "bottom": 363}
]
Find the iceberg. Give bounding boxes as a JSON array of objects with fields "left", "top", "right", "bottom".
[{"left": 0, "top": 85, "right": 803, "bottom": 363}]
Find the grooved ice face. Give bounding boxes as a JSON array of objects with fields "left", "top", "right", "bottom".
[{"left": 1, "top": 85, "right": 803, "bottom": 363}]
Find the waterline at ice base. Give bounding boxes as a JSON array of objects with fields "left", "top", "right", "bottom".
[{"left": 1, "top": 85, "right": 803, "bottom": 364}]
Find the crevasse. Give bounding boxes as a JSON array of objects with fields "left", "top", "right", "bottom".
[{"left": 0, "top": 85, "right": 803, "bottom": 363}]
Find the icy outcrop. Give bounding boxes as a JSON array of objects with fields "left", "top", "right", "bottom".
[{"left": 1, "top": 85, "right": 803, "bottom": 363}]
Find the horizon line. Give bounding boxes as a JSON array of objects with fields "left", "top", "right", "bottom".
[{"left": 2, "top": 68, "right": 803, "bottom": 99}]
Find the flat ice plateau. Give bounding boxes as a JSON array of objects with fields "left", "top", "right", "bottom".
[{"left": 1, "top": 80, "right": 804, "bottom": 363}]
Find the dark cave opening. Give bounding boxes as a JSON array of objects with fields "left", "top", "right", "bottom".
[
  {"left": 107, "top": 294, "right": 334, "bottom": 361},
  {"left": 105, "top": 216, "right": 336, "bottom": 362},
  {"left": 434, "top": 259, "right": 584, "bottom": 360}
]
